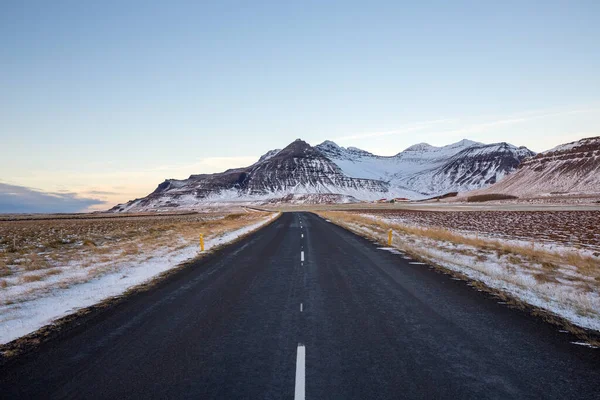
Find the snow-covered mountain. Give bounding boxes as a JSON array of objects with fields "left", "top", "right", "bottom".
[
  {"left": 466, "top": 136, "right": 600, "bottom": 198},
  {"left": 316, "top": 139, "right": 535, "bottom": 195},
  {"left": 111, "top": 140, "right": 420, "bottom": 212},
  {"left": 111, "top": 138, "right": 534, "bottom": 212}
]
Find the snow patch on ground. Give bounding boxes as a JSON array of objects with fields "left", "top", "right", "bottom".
[
  {"left": 571, "top": 341, "right": 599, "bottom": 349},
  {"left": 0, "top": 213, "right": 278, "bottom": 345},
  {"left": 377, "top": 247, "right": 403, "bottom": 255}
]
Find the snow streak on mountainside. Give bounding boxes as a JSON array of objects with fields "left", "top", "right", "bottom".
[
  {"left": 316, "top": 139, "right": 535, "bottom": 195},
  {"left": 468, "top": 136, "right": 600, "bottom": 198}
]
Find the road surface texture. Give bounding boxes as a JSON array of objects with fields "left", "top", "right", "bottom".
[{"left": 1, "top": 212, "right": 599, "bottom": 399}]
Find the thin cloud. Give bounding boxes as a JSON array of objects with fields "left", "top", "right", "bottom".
[
  {"left": 0, "top": 183, "right": 106, "bottom": 213},
  {"left": 333, "top": 119, "right": 456, "bottom": 141},
  {"left": 333, "top": 106, "right": 599, "bottom": 144},
  {"left": 85, "top": 190, "right": 120, "bottom": 196},
  {"left": 432, "top": 108, "right": 598, "bottom": 138}
]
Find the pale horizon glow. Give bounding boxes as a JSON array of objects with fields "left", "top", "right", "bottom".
[{"left": 1, "top": 1, "right": 599, "bottom": 212}]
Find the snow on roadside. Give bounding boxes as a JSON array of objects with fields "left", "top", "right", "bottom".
[
  {"left": 330, "top": 214, "right": 600, "bottom": 332},
  {"left": 0, "top": 213, "right": 278, "bottom": 345},
  {"left": 360, "top": 214, "right": 600, "bottom": 259}
]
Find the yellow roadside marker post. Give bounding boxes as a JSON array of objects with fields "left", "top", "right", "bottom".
[
  {"left": 388, "top": 229, "right": 393, "bottom": 246},
  {"left": 200, "top": 234, "right": 205, "bottom": 252}
]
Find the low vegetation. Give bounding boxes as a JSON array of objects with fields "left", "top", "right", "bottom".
[
  {"left": 467, "top": 194, "right": 519, "bottom": 202},
  {"left": 0, "top": 211, "right": 271, "bottom": 305},
  {"left": 354, "top": 209, "right": 600, "bottom": 254}
]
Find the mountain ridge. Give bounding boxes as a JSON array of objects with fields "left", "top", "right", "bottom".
[
  {"left": 465, "top": 136, "right": 600, "bottom": 198},
  {"left": 315, "top": 139, "right": 535, "bottom": 195},
  {"left": 110, "top": 137, "right": 536, "bottom": 211}
]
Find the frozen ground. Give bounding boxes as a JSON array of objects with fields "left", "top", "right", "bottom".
[{"left": 0, "top": 213, "right": 278, "bottom": 345}]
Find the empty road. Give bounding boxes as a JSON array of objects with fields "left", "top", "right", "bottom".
[{"left": 1, "top": 212, "right": 599, "bottom": 399}]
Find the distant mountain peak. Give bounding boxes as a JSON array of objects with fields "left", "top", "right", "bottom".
[
  {"left": 258, "top": 148, "right": 281, "bottom": 163},
  {"left": 400, "top": 139, "right": 483, "bottom": 155},
  {"left": 319, "top": 140, "right": 341, "bottom": 148},
  {"left": 274, "top": 138, "right": 316, "bottom": 158},
  {"left": 403, "top": 143, "right": 436, "bottom": 152},
  {"left": 315, "top": 141, "right": 375, "bottom": 158},
  {"left": 347, "top": 146, "right": 372, "bottom": 155},
  {"left": 451, "top": 138, "right": 481, "bottom": 147}
]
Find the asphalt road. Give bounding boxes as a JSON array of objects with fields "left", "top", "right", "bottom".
[{"left": 1, "top": 212, "right": 599, "bottom": 399}]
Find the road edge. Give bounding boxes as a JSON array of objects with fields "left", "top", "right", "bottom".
[
  {"left": 313, "top": 212, "right": 600, "bottom": 347},
  {"left": 0, "top": 212, "right": 282, "bottom": 364}
]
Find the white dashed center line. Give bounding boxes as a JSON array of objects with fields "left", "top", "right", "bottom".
[
  {"left": 294, "top": 344, "right": 306, "bottom": 400},
  {"left": 295, "top": 217, "right": 307, "bottom": 399}
]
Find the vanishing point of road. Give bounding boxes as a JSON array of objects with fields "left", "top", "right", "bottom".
[{"left": 1, "top": 212, "right": 599, "bottom": 399}]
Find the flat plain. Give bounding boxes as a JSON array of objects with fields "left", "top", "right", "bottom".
[{"left": 343, "top": 209, "right": 600, "bottom": 253}]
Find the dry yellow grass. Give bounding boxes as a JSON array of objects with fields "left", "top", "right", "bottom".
[
  {"left": 22, "top": 254, "right": 49, "bottom": 271},
  {"left": 0, "top": 211, "right": 272, "bottom": 296},
  {"left": 0, "top": 259, "right": 10, "bottom": 278},
  {"left": 21, "top": 274, "right": 44, "bottom": 283}
]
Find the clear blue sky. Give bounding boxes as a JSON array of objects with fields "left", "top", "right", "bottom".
[{"left": 1, "top": 1, "right": 599, "bottom": 211}]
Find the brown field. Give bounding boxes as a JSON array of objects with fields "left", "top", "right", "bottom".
[
  {"left": 0, "top": 211, "right": 272, "bottom": 298},
  {"left": 340, "top": 209, "right": 600, "bottom": 253},
  {"left": 0, "top": 210, "right": 212, "bottom": 222},
  {"left": 466, "top": 194, "right": 519, "bottom": 202}
]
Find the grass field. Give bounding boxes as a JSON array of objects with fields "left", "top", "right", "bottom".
[
  {"left": 346, "top": 209, "right": 600, "bottom": 253},
  {"left": 0, "top": 211, "right": 272, "bottom": 305}
]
